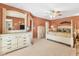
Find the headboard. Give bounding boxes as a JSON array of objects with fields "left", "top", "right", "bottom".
[
  {"left": 60, "top": 21, "right": 71, "bottom": 24},
  {"left": 57, "top": 25, "right": 71, "bottom": 33}
]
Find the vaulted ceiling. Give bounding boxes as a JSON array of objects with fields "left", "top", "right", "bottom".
[{"left": 5, "top": 3, "right": 79, "bottom": 20}]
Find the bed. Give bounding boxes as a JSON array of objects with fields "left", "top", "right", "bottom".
[{"left": 46, "top": 21, "right": 74, "bottom": 47}]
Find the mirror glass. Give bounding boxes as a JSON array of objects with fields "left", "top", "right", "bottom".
[{"left": 5, "top": 17, "right": 26, "bottom": 33}]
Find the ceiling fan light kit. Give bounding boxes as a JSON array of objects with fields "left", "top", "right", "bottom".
[{"left": 50, "top": 9, "right": 62, "bottom": 18}]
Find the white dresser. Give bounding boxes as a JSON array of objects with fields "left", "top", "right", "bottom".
[{"left": 0, "top": 32, "right": 32, "bottom": 55}]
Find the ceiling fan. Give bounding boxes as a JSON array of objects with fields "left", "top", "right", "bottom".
[
  {"left": 44, "top": 9, "right": 62, "bottom": 19},
  {"left": 50, "top": 9, "right": 62, "bottom": 18}
]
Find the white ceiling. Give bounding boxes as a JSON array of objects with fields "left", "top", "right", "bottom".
[{"left": 5, "top": 3, "right": 79, "bottom": 20}]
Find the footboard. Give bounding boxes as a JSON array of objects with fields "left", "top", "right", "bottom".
[{"left": 46, "top": 33, "right": 74, "bottom": 47}]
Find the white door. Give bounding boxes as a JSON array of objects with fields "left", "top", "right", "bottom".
[{"left": 37, "top": 26, "right": 45, "bottom": 39}]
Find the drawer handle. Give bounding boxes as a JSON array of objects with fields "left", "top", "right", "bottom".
[
  {"left": 0, "top": 38, "right": 2, "bottom": 40},
  {"left": 23, "top": 37, "right": 26, "bottom": 39},
  {"left": 23, "top": 43, "right": 27, "bottom": 45},
  {"left": 7, "top": 47, "right": 11, "bottom": 49},
  {"left": 7, "top": 40, "right": 11, "bottom": 42},
  {"left": 23, "top": 40, "right": 27, "bottom": 41},
  {"left": 7, "top": 43, "right": 11, "bottom": 45}
]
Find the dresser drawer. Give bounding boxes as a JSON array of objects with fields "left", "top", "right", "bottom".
[
  {"left": 1, "top": 35, "right": 14, "bottom": 40},
  {"left": 1, "top": 37, "right": 11, "bottom": 45},
  {"left": 17, "top": 42, "right": 29, "bottom": 48},
  {"left": 2, "top": 44, "right": 17, "bottom": 54},
  {"left": 22, "top": 42, "right": 29, "bottom": 47},
  {"left": 17, "top": 37, "right": 27, "bottom": 42},
  {"left": 11, "top": 44, "right": 18, "bottom": 50},
  {"left": 11, "top": 39, "right": 17, "bottom": 44},
  {"left": 2, "top": 40, "right": 12, "bottom": 44},
  {"left": 2, "top": 38, "right": 12, "bottom": 42},
  {"left": 2, "top": 46, "right": 12, "bottom": 54},
  {"left": 26, "top": 37, "right": 32, "bottom": 42},
  {"left": 2, "top": 40, "right": 17, "bottom": 47},
  {"left": 2, "top": 37, "right": 15, "bottom": 44},
  {"left": 2, "top": 42, "right": 12, "bottom": 47},
  {"left": 17, "top": 42, "right": 23, "bottom": 49},
  {"left": 18, "top": 38, "right": 31, "bottom": 44}
]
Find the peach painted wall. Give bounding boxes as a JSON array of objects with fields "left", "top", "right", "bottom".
[
  {"left": 72, "top": 16, "right": 79, "bottom": 29},
  {"left": 0, "top": 8, "right": 3, "bottom": 34},
  {"left": 49, "top": 17, "right": 71, "bottom": 28},
  {"left": 49, "top": 16, "right": 79, "bottom": 29}
]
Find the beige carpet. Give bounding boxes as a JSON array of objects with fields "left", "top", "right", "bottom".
[{"left": 5, "top": 39, "right": 76, "bottom": 56}]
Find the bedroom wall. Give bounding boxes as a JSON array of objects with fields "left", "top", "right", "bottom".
[
  {"left": 72, "top": 16, "right": 79, "bottom": 29},
  {"left": 0, "top": 8, "right": 3, "bottom": 34},
  {"left": 49, "top": 17, "right": 71, "bottom": 28},
  {"left": 49, "top": 16, "right": 79, "bottom": 29}
]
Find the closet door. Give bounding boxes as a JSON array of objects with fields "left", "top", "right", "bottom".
[{"left": 37, "top": 26, "right": 45, "bottom": 39}]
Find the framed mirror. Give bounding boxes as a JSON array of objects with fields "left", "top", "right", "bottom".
[
  {"left": 5, "top": 17, "right": 26, "bottom": 33},
  {"left": 4, "top": 10, "right": 27, "bottom": 33}
]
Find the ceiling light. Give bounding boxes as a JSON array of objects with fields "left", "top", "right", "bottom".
[{"left": 50, "top": 9, "right": 62, "bottom": 18}]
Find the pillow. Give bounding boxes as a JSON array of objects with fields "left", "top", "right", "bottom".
[
  {"left": 64, "top": 29, "right": 71, "bottom": 33},
  {"left": 57, "top": 28, "right": 71, "bottom": 33},
  {"left": 57, "top": 27, "right": 64, "bottom": 32}
]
